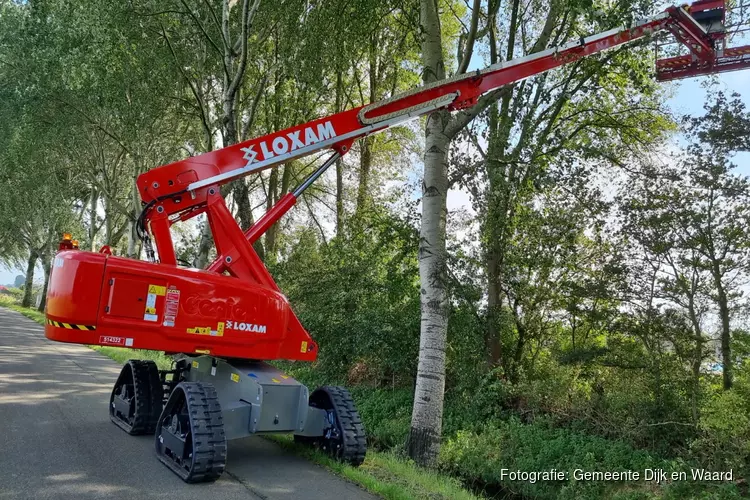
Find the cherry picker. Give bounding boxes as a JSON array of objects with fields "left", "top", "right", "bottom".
[{"left": 44, "top": 0, "right": 750, "bottom": 483}]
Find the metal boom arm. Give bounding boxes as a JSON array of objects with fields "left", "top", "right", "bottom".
[{"left": 135, "top": 0, "right": 750, "bottom": 279}]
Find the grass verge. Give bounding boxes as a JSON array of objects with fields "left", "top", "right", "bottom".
[
  {"left": 268, "top": 434, "right": 480, "bottom": 500},
  {"left": 0, "top": 298, "right": 482, "bottom": 500}
]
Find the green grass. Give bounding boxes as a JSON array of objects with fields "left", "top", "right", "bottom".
[
  {"left": 89, "top": 345, "right": 173, "bottom": 369},
  {"left": 0, "top": 297, "right": 482, "bottom": 500},
  {"left": 268, "top": 434, "right": 482, "bottom": 500}
]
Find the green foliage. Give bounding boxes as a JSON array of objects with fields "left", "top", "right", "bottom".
[
  {"left": 275, "top": 207, "right": 422, "bottom": 383},
  {"left": 439, "top": 419, "right": 741, "bottom": 500},
  {"left": 691, "top": 390, "right": 750, "bottom": 477},
  {"left": 270, "top": 434, "right": 482, "bottom": 500}
]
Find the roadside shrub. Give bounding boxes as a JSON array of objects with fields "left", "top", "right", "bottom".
[
  {"left": 439, "top": 418, "right": 741, "bottom": 500},
  {"left": 351, "top": 387, "right": 413, "bottom": 450},
  {"left": 1, "top": 287, "right": 23, "bottom": 303},
  {"left": 690, "top": 389, "right": 750, "bottom": 478}
]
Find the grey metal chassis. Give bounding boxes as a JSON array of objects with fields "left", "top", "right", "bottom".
[{"left": 176, "top": 354, "right": 328, "bottom": 440}]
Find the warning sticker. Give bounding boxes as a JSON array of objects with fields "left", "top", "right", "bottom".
[
  {"left": 144, "top": 289, "right": 158, "bottom": 321},
  {"left": 187, "top": 326, "right": 211, "bottom": 335},
  {"left": 300, "top": 341, "right": 308, "bottom": 353},
  {"left": 163, "top": 288, "right": 180, "bottom": 327},
  {"left": 144, "top": 284, "right": 166, "bottom": 322},
  {"left": 230, "top": 373, "right": 240, "bottom": 383},
  {"left": 186, "top": 322, "right": 224, "bottom": 337}
]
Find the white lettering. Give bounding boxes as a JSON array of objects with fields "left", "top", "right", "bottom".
[
  {"left": 224, "top": 320, "right": 267, "bottom": 334},
  {"left": 272, "top": 136, "right": 289, "bottom": 155},
  {"left": 241, "top": 145, "right": 258, "bottom": 165},
  {"left": 316, "top": 121, "right": 336, "bottom": 141},
  {"left": 260, "top": 141, "right": 275, "bottom": 159},
  {"left": 287, "top": 130, "right": 304, "bottom": 149},
  {"left": 304, "top": 127, "right": 318, "bottom": 145}
]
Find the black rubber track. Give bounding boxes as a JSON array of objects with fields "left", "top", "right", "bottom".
[
  {"left": 155, "top": 382, "right": 227, "bottom": 483},
  {"left": 109, "top": 359, "right": 163, "bottom": 435},
  {"left": 309, "top": 386, "right": 367, "bottom": 467}
]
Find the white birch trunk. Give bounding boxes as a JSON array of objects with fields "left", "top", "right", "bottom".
[{"left": 407, "top": 0, "right": 451, "bottom": 467}]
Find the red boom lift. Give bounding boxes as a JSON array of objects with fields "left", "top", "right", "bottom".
[{"left": 44, "top": 0, "right": 750, "bottom": 483}]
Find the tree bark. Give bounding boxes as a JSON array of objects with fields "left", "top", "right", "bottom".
[
  {"left": 407, "top": 0, "right": 450, "bottom": 468},
  {"left": 712, "top": 264, "right": 733, "bottom": 390},
  {"left": 88, "top": 188, "right": 99, "bottom": 251},
  {"left": 128, "top": 175, "right": 140, "bottom": 258},
  {"left": 21, "top": 251, "right": 37, "bottom": 308},
  {"left": 193, "top": 220, "right": 214, "bottom": 269},
  {"left": 357, "top": 137, "right": 372, "bottom": 214},
  {"left": 336, "top": 159, "right": 344, "bottom": 235},
  {"left": 335, "top": 70, "right": 345, "bottom": 235},
  {"left": 38, "top": 256, "right": 52, "bottom": 312}
]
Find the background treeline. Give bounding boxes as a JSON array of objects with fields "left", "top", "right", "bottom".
[{"left": 1, "top": 0, "right": 749, "bottom": 498}]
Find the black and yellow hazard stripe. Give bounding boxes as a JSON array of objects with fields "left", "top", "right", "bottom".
[{"left": 46, "top": 319, "right": 96, "bottom": 331}]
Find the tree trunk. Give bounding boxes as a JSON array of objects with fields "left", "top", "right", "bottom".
[
  {"left": 193, "top": 221, "right": 214, "bottom": 269},
  {"left": 233, "top": 180, "right": 254, "bottom": 231},
  {"left": 265, "top": 167, "right": 280, "bottom": 260},
  {"left": 21, "top": 251, "right": 37, "bottom": 308},
  {"left": 712, "top": 265, "right": 733, "bottom": 390},
  {"left": 128, "top": 175, "right": 140, "bottom": 258},
  {"left": 336, "top": 158, "right": 344, "bottom": 236},
  {"left": 485, "top": 246, "right": 503, "bottom": 365},
  {"left": 687, "top": 293, "right": 703, "bottom": 422},
  {"left": 104, "top": 193, "right": 113, "bottom": 245},
  {"left": 335, "top": 70, "right": 344, "bottom": 236},
  {"left": 407, "top": 0, "right": 450, "bottom": 467},
  {"left": 38, "top": 255, "right": 52, "bottom": 312},
  {"left": 357, "top": 137, "right": 372, "bottom": 214},
  {"left": 88, "top": 188, "right": 99, "bottom": 251}
]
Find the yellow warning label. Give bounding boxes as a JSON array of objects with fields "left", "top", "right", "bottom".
[
  {"left": 148, "top": 285, "right": 167, "bottom": 296},
  {"left": 300, "top": 341, "right": 308, "bottom": 353},
  {"left": 192, "top": 361, "right": 199, "bottom": 368},
  {"left": 187, "top": 322, "right": 224, "bottom": 336},
  {"left": 145, "top": 306, "right": 156, "bottom": 314},
  {"left": 230, "top": 373, "right": 240, "bottom": 383},
  {"left": 187, "top": 326, "right": 211, "bottom": 335}
]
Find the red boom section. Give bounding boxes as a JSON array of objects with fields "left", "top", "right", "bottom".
[
  {"left": 45, "top": 0, "right": 750, "bottom": 361},
  {"left": 45, "top": 250, "right": 317, "bottom": 361}
]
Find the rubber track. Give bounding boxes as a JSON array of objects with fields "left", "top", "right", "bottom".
[
  {"left": 157, "top": 382, "right": 227, "bottom": 483},
  {"left": 319, "top": 386, "right": 367, "bottom": 467},
  {"left": 111, "top": 360, "right": 163, "bottom": 435}
]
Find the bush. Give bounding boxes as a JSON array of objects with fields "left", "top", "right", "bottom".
[
  {"left": 439, "top": 418, "right": 742, "bottom": 500},
  {"left": 350, "top": 387, "right": 413, "bottom": 450},
  {"left": 690, "top": 389, "right": 750, "bottom": 478}
]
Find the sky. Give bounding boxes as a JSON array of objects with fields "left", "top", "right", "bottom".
[{"left": 3, "top": 42, "right": 749, "bottom": 287}]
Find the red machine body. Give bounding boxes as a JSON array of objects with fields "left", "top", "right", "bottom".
[
  {"left": 46, "top": 250, "right": 316, "bottom": 360},
  {"left": 45, "top": 0, "right": 750, "bottom": 360}
]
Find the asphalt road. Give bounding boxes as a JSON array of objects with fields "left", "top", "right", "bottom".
[{"left": 0, "top": 307, "right": 376, "bottom": 500}]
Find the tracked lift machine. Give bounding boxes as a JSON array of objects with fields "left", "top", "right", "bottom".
[{"left": 44, "top": 0, "right": 750, "bottom": 483}]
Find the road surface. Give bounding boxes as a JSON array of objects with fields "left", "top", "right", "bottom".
[{"left": 0, "top": 307, "right": 376, "bottom": 500}]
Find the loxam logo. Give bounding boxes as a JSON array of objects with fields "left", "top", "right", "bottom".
[
  {"left": 226, "top": 320, "right": 267, "bottom": 334},
  {"left": 240, "top": 121, "right": 336, "bottom": 166}
]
